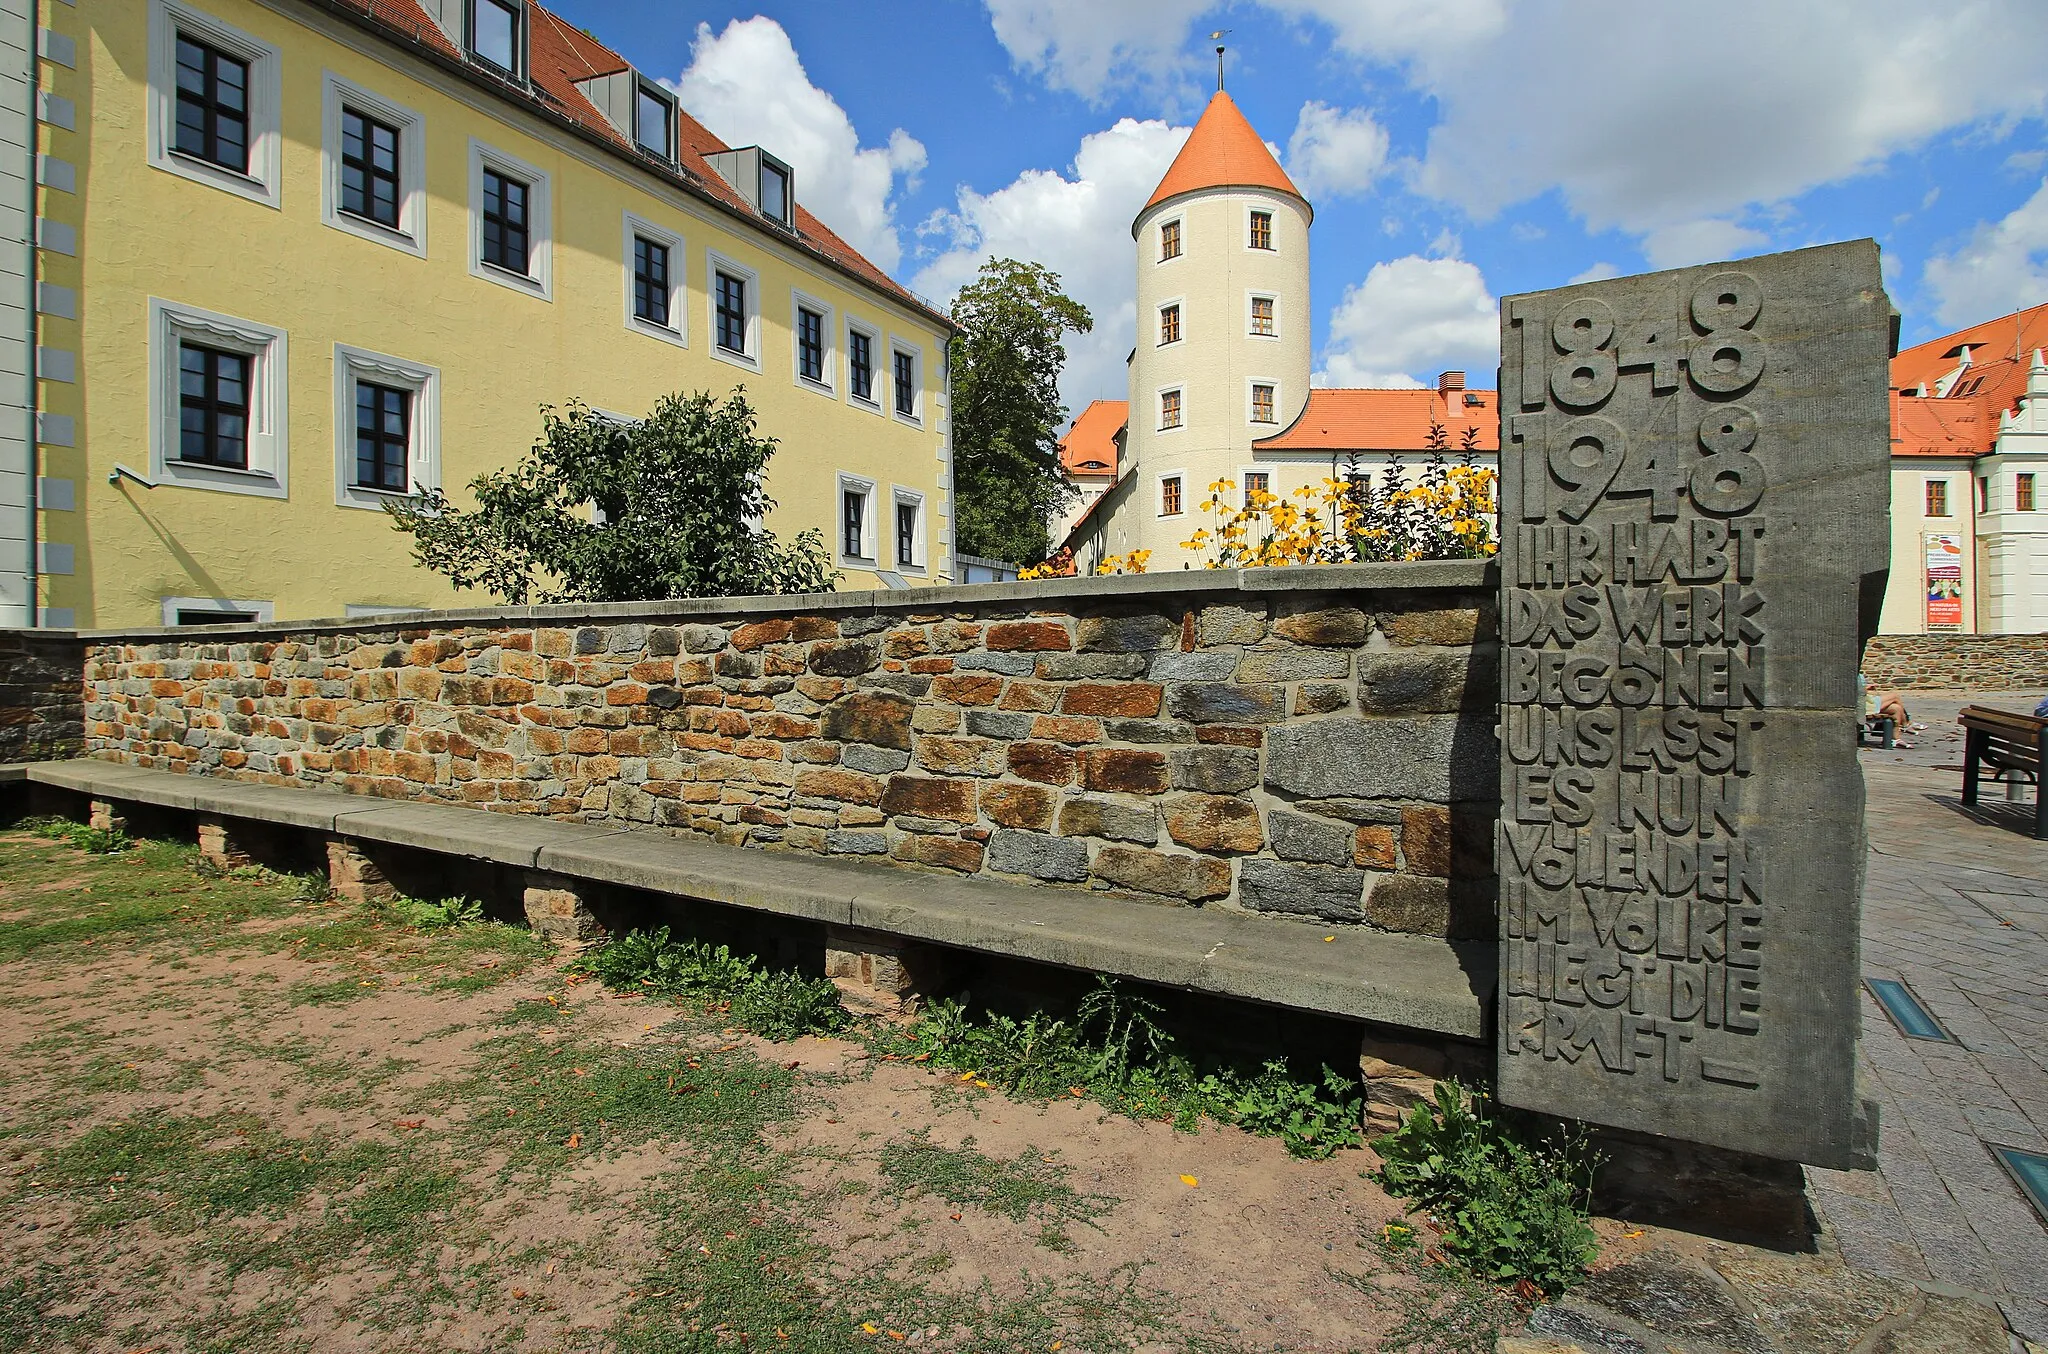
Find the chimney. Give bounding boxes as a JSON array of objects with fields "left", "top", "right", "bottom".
[{"left": 1437, "top": 371, "right": 1465, "bottom": 394}]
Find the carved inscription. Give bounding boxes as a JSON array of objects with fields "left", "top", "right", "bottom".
[{"left": 1499, "top": 271, "right": 1774, "bottom": 1092}]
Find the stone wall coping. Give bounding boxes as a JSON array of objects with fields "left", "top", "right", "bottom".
[
  {"left": 26, "top": 757, "right": 1495, "bottom": 1037},
  {"left": 10, "top": 560, "right": 1496, "bottom": 645}
]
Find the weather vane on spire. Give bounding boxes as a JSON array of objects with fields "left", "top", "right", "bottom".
[{"left": 1211, "top": 30, "right": 1230, "bottom": 91}]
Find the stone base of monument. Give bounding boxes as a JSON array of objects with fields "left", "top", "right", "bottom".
[{"left": 1587, "top": 1126, "right": 1813, "bottom": 1250}]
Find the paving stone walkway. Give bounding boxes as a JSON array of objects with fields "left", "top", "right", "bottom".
[{"left": 1806, "top": 695, "right": 2047, "bottom": 1344}]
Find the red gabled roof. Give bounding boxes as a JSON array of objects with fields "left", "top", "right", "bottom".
[
  {"left": 1140, "top": 90, "right": 1306, "bottom": 223},
  {"left": 1885, "top": 299, "right": 2048, "bottom": 460},
  {"left": 1252, "top": 388, "right": 1500, "bottom": 454},
  {"left": 1059, "top": 399, "right": 1127, "bottom": 476},
  {"left": 322, "top": 0, "right": 945, "bottom": 328}
]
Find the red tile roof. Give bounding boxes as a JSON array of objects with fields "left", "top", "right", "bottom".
[
  {"left": 1059, "top": 399, "right": 1126, "bottom": 476},
  {"left": 1884, "top": 299, "right": 2048, "bottom": 460},
  {"left": 1252, "top": 387, "right": 1500, "bottom": 454},
  {"left": 319, "top": 0, "right": 947, "bottom": 329},
  {"left": 1140, "top": 90, "right": 1306, "bottom": 223},
  {"left": 1891, "top": 389, "right": 1991, "bottom": 458}
]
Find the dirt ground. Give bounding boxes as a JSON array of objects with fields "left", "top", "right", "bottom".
[{"left": 0, "top": 824, "right": 1959, "bottom": 1354}]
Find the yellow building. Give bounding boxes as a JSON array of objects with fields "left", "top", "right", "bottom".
[{"left": 30, "top": 0, "right": 955, "bottom": 627}]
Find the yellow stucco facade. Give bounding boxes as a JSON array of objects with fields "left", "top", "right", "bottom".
[{"left": 35, "top": 0, "right": 953, "bottom": 627}]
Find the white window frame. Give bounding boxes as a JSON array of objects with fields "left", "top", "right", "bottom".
[
  {"left": 468, "top": 138, "right": 552, "bottom": 299},
  {"left": 1156, "top": 469, "right": 1188, "bottom": 519},
  {"left": 837, "top": 473, "right": 878, "bottom": 565},
  {"left": 890, "top": 486, "right": 927, "bottom": 572},
  {"left": 321, "top": 71, "right": 427, "bottom": 257},
  {"left": 1156, "top": 297, "right": 1185, "bottom": 347},
  {"left": 148, "top": 297, "right": 289, "bottom": 499},
  {"left": 632, "top": 77, "right": 676, "bottom": 163},
  {"left": 791, "top": 290, "right": 837, "bottom": 397},
  {"left": 888, "top": 337, "right": 924, "bottom": 426},
  {"left": 333, "top": 343, "right": 441, "bottom": 511},
  {"left": 1924, "top": 477, "right": 1952, "bottom": 518},
  {"left": 1247, "top": 290, "right": 1280, "bottom": 340},
  {"left": 1158, "top": 214, "right": 1184, "bottom": 263},
  {"left": 147, "top": 0, "right": 283, "bottom": 209},
  {"left": 1246, "top": 203, "right": 1277, "bottom": 252},
  {"left": 466, "top": 0, "right": 526, "bottom": 80},
  {"left": 1239, "top": 465, "right": 1273, "bottom": 510},
  {"left": 845, "top": 315, "right": 882, "bottom": 411},
  {"left": 1157, "top": 385, "right": 1185, "bottom": 433},
  {"left": 707, "top": 249, "right": 761, "bottom": 370},
  {"left": 622, "top": 212, "right": 686, "bottom": 347},
  {"left": 162, "top": 596, "right": 275, "bottom": 626},
  {"left": 1247, "top": 377, "right": 1282, "bottom": 426}
]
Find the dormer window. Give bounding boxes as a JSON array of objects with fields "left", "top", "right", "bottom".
[
  {"left": 760, "top": 160, "right": 789, "bottom": 225},
  {"left": 634, "top": 80, "right": 674, "bottom": 161},
  {"left": 468, "top": 0, "right": 521, "bottom": 76}
]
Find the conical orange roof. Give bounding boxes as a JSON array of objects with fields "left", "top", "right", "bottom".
[{"left": 1138, "top": 90, "right": 1308, "bottom": 226}]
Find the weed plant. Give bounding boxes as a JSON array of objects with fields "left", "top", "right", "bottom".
[
  {"left": 1372, "top": 1080, "right": 1598, "bottom": 1295},
  {"left": 577, "top": 927, "right": 849, "bottom": 1040},
  {"left": 22, "top": 814, "right": 130, "bottom": 854},
  {"left": 383, "top": 894, "right": 484, "bottom": 929},
  {"left": 878, "top": 978, "right": 1366, "bottom": 1159}
]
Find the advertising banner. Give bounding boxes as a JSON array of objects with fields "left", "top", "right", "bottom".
[{"left": 1924, "top": 532, "right": 1964, "bottom": 631}]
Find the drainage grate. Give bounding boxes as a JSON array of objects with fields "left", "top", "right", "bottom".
[
  {"left": 1864, "top": 978, "right": 1956, "bottom": 1043},
  {"left": 1992, "top": 1146, "right": 2048, "bottom": 1225}
]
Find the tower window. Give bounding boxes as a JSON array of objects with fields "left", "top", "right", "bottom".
[
  {"left": 1249, "top": 210, "right": 1273, "bottom": 250},
  {"left": 2020, "top": 473, "right": 2037, "bottom": 511},
  {"left": 1160, "top": 475, "right": 1183, "bottom": 516},
  {"left": 1160, "top": 219, "right": 1181, "bottom": 260},
  {"left": 1159, "top": 304, "right": 1181, "bottom": 345},
  {"left": 1243, "top": 470, "right": 1269, "bottom": 506},
  {"left": 1925, "top": 480, "right": 1948, "bottom": 517},
  {"left": 1251, "top": 384, "right": 1276, "bottom": 424},
  {"left": 1159, "top": 389, "right": 1182, "bottom": 430},
  {"left": 1250, "top": 296, "right": 1275, "bottom": 337}
]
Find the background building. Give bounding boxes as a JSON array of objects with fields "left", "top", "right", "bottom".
[
  {"left": 30, "top": 0, "right": 955, "bottom": 627},
  {"left": 0, "top": 0, "right": 30, "bottom": 626},
  {"left": 1887, "top": 303, "right": 2048, "bottom": 634}
]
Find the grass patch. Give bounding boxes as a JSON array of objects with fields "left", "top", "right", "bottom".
[
  {"left": 1372, "top": 1081, "right": 1598, "bottom": 1296},
  {"left": 876, "top": 1130, "right": 1107, "bottom": 1227},
  {"left": 577, "top": 928, "right": 849, "bottom": 1041},
  {"left": 1331, "top": 1225, "right": 1526, "bottom": 1354},
  {"left": 874, "top": 978, "right": 1366, "bottom": 1159}
]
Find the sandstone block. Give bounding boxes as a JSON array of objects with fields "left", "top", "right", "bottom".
[
  {"left": 1057, "top": 795, "right": 1160, "bottom": 844},
  {"left": 731, "top": 620, "right": 792, "bottom": 651},
  {"left": 1198, "top": 605, "right": 1266, "bottom": 645},
  {"left": 964, "top": 710, "right": 1034, "bottom": 739},
  {"left": 1264, "top": 716, "right": 1497, "bottom": 802},
  {"left": 1036, "top": 653, "right": 1148, "bottom": 680},
  {"left": 955, "top": 651, "right": 1036, "bottom": 676},
  {"left": 1355, "top": 824, "right": 1398, "bottom": 868},
  {"left": 1235, "top": 648, "right": 1351, "bottom": 683},
  {"left": 820, "top": 690, "right": 913, "bottom": 749},
  {"left": 681, "top": 625, "right": 729, "bottom": 653},
  {"left": 1383, "top": 606, "right": 1486, "bottom": 646},
  {"left": 986, "top": 620, "right": 1071, "bottom": 652},
  {"left": 1401, "top": 805, "right": 1452, "bottom": 876},
  {"left": 1076, "top": 613, "right": 1177, "bottom": 652},
  {"left": 1357, "top": 650, "right": 1488, "bottom": 714},
  {"left": 793, "top": 767, "right": 883, "bottom": 805},
  {"left": 1163, "top": 793, "right": 1262, "bottom": 853},
  {"left": 841, "top": 744, "right": 911, "bottom": 774},
  {"left": 1273, "top": 606, "right": 1370, "bottom": 646},
  {"left": 523, "top": 871, "right": 602, "bottom": 944},
  {"left": 1090, "top": 845, "right": 1232, "bottom": 901},
  {"left": 1080, "top": 748, "right": 1169, "bottom": 795},
  {"left": 1007, "top": 741, "right": 1078, "bottom": 785},
  {"left": 979, "top": 780, "right": 1058, "bottom": 831},
  {"left": 790, "top": 615, "right": 839, "bottom": 642},
  {"left": 1295, "top": 682, "right": 1352, "bottom": 714},
  {"left": 997, "top": 680, "right": 1061, "bottom": 712},
  {"left": 1030, "top": 715, "right": 1102, "bottom": 745},
  {"left": 1061, "top": 681, "right": 1162, "bottom": 717},
  {"left": 1148, "top": 649, "right": 1239, "bottom": 681},
  {"left": 1365, "top": 874, "right": 1448, "bottom": 935},
  {"left": 934, "top": 674, "right": 1004, "bottom": 706},
  {"left": 826, "top": 830, "right": 889, "bottom": 855},
  {"left": 1165, "top": 683, "right": 1288, "bottom": 725},
  {"left": 881, "top": 775, "right": 977, "bottom": 824},
  {"left": 890, "top": 834, "right": 985, "bottom": 874},
  {"left": 809, "top": 639, "right": 882, "bottom": 677},
  {"left": 917, "top": 736, "right": 1005, "bottom": 777}
]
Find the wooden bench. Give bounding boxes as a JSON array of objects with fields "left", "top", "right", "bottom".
[{"left": 1960, "top": 705, "right": 2047, "bottom": 840}]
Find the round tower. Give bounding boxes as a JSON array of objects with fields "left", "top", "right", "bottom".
[{"left": 1124, "top": 90, "right": 1312, "bottom": 568}]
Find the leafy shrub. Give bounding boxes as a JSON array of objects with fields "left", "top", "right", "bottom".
[
  {"left": 24, "top": 817, "right": 131, "bottom": 855},
  {"left": 1372, "top": 1081, "right": 1597, "bottom": 1295},
  {"left": 385, "top": 895, "right": 484, "bottom": 930},
  {"left": 881, "top": 977, "right": 1364, "bottom": 1160},
  {"left": 577, "top": 928, "right": 846, "bottom": 1041}
]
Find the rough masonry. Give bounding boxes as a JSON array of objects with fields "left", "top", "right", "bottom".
[
  {"left": 1496, "top": 240, "right": 1892, "bottom": 1168},
  {"left": 59, "top": 567, "right": 1501, "bottom": 942}
]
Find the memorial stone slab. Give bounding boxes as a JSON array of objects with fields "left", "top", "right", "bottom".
[{"left": 1496, "top": 240, "right": 1889, "bottom": 1168}]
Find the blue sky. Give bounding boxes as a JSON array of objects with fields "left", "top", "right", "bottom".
[{"left": 549, "top": 0, "right": 2048, "bottom": 412}]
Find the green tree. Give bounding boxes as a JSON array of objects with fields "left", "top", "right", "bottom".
[
  {"left": 388, "top": 389, "right": 835, "bottom": 604},
  {"left": 948, "top": 258, "right": 1093, "bottom": 565}
]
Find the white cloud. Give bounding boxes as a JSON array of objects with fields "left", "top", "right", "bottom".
[
  {"left": 1637, "top": 219, "right": 1770, "bottom": 271},
  {"left": 1285, "top": 101, "right": 1391, "bottom": 199},
  {"left": 1567, "top": 261, "right": 1619, "bottom": 285},
  {"left": 1318, "top": 255, "right": 1497, "bottom": 388},
  {"left": 670, "top": 18, "right": 926, "bottom": 274},
  {"left": 911, "top": 118, "right": 1191, "bottom": 410},
  {"left": 1923, "top": 178, "right": 2048, "bottom": 327},
  {"left": 981, "top": 0, "right": 2048, "bottom": 262}
]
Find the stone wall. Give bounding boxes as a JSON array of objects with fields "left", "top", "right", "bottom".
[
  {"left": 60, "top": 566, "right": 1501, "bottom": 941},
  {"left": 1863, "top": 633, "right": 2048, "bottom": 690},
  {"left": 0, "top": 630, "right": 84, "bottom": 764}
]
